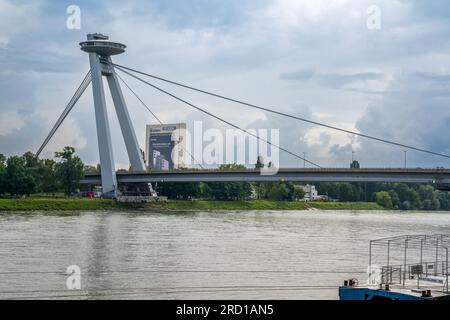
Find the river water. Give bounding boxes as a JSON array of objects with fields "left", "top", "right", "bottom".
[{"left": 0, "top": 210, "right": 449, "bottom": 300}]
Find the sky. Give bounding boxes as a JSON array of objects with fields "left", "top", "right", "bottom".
[{"left": 1, "top": 0, "right": 450, "bottom": 169}]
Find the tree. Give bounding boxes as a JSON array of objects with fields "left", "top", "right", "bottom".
[
  {"left": 375, "top": 191, "right": 393, "bottom": 209},
  {"left": 267, "top": 182, "right": 290, "bottom": 200},
  {"left": 0, "top": 154, "right": 6, "bottom": 195},
  {"left": 254, "top": 156, "right": 265, "bottom": 198},
  {"left": 254, "top": 181, "right": 273, "bottom": 200},
  {"left": 5, "top": 156, "right": 36, "bottom": 196},
  {"left": 156, "top": 182, "right": 202, "bottom": 199},
  {"left": 84, "top": 165, "right": 99, "bottom": 175},
  {"left": 23, "top": 151, "right": 39, "bottom": 169},
  {"left": 402, "top": 188, "right": 421, "bottom": 209},
  {"left": 388, "top": 190, "right": 401, "bottom": 209},
  {"left": 38, "top": 159, "right": 58, "bottom": 194},
  {"left": 255, "top": 156, "right": 264, "bottom": 169},
  {"left": 55, "top": 146, "right": 84, "bottom": 195},
  {"left": 293, "top": 185, "right": 305, "bottom": 200},
  {"left": 400, "top": 201, "right": 411, "bottom": 210},
  {"left": 0, "top": 154, "right": 5, "bottom": 169},
  {"left": 206, "top": 181, "right": 252, "bottom": 200},
  {"left": 204, "top": 164, "right": 252, "bottom": 200},
  {"left": 350, "top": 160, "right": 360, "bottom": 169},
  {"left": 338, "top": 183, "right": 359, "bottom": 202}
]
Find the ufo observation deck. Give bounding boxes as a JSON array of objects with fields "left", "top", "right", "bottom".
[{"left": 80, "top": 39, "right": 126, "bottom": 56}]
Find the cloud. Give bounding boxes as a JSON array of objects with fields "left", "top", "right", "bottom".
[
  {"left": 0, "top": 111, "right": 25, "bottom": 136},
  {"left": 281, "top": 70, "right": 386, "bottom": 89},
  {"left": 413, "top": 71, "right": 450, "bottom": 84},
  {"left": 2, "top": 0, "right": 450, "bottom": 170},
  {"left": 280, "top": 68, "right": 317, "bottom": 82}
]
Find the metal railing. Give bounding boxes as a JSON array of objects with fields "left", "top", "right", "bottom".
[{"left": 380, "top": 260, "right": 449, "bottom": 293}]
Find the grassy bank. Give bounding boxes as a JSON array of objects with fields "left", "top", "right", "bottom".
[
  {"left": 0, "top": 198, "right": 118, "bottom": 211},
  {"left": 146, "top": 200, "right": 383, "bottom": 211},
  {"left": 0, "top": 197, "right": 383, "bottom": 212}
]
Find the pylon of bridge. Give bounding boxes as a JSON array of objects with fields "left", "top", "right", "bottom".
[{"left": 80, "top": 33, "right": 148, "bottom": 197}]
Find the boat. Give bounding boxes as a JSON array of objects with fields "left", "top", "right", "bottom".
[{"left": 339, "top": 234, "right": 450, "bottom": 300}]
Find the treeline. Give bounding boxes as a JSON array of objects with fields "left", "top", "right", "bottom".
[
  {"left": 156, "top": 180, "right": 306, "bottom": 201},
  {"left": 2, "top": 148, "right": 450, "bottom": 211},
  {"left": 156, "top": 180, "right": 450, "bottom": 210},
  {"left": 154, "top": 164, "right": 306, "bottom": 201},
  {"left": 312, "top": 182, "right": 450, "bottom": 210},
  {"left": 0, "top": 147, "right": 84, "bottom": 197}
]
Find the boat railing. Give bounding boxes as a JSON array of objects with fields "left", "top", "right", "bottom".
[
  {"left": 379, "top": 260, "right": 449, "bottom": 292},
  {"left": 369, "top": 235, "right": 450, "bottom": 293}
]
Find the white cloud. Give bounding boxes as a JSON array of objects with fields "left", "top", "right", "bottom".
[
  {"left": 2, "top": 0, "right": 450, "bottom": 169},
  {"left": 0, "top": 36, "right": 8, "bottom": 48},
  {"left": 0, "top": 0, "right": 41, "bottom": 42},
  {"left": 0, "top": 111, "right": 25, "bottom": 135}
]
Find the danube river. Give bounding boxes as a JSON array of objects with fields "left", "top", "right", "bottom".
[{"left": 0, "top": 210, "right": 449, "bottom": 300}]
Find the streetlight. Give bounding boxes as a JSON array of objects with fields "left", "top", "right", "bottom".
[{"left": 404, "top": 151, "right": 407, "bottom": 169}]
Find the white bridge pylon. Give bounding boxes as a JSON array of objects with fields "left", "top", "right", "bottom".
[{"left": 80, "top": 33, "right": 147, "bottom": 197}]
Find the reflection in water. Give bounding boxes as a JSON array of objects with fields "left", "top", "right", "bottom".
[{"left": 0, "top": 210, "right": 449, "bottom": 299}]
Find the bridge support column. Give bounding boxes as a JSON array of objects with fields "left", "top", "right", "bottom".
[
  {"left": 88, "top": 51, "right": 118, "bottom": 197},
  {"left": 81, "top": 33, "right": 156, "bottom": 197},
  {"left": 106, "top": 67, "right": 145, "bottom": 172}
]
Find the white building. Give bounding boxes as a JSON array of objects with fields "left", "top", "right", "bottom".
[
  {"left": 145, "top": 123, "right": 186, "bottom": 170},
  {"left": 303, "top": 184, "right": 319, "bottom": 201}
]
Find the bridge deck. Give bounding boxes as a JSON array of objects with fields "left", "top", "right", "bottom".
[{"left": 81, "top": 168, "right": 450, "bottom": 185}]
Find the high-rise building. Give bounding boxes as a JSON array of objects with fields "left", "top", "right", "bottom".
[{"left": 145, "top": 123, "right": 186, "bottom": 170}]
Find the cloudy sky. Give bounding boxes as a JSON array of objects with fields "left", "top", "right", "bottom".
[{"left": 1, "top": 0, "right": 450, "bottom": 169}]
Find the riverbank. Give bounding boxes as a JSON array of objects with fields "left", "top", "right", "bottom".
[{"left": 0, "top": 198, "right": 384, "bottom": 212}]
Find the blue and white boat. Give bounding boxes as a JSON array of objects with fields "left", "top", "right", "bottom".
[{"left": 340, "top": 234, "right": 450, "bottom": 300}]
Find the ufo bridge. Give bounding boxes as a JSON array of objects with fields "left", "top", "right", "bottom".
[{"left": 36, "top": 33, "right": 450, "bottom": 197}]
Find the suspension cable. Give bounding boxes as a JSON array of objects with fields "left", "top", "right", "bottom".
[
  {"left": 113, "top": 63, "right": 450, "bottom": 160},
  {"left": 116, "top": 71, "right": 163, "bottom": 124},
  {"left": 115, "top": 71, "right": 205, "bottom": 169},
  {"left": 115, "top": 66, "right": 321, "bottom": 168},
  {"left": 35, "top": 71, "right": 92, "bottom": 157}
]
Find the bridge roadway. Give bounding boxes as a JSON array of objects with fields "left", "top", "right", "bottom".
[{"left": 81, "top": 168, "right": 450, "bottom": 185}]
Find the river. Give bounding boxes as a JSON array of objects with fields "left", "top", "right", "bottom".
[{"left": 0, "top": 210, "right": 449, "bottom": 300}]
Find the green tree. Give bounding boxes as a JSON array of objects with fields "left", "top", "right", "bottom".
[
  {"left": 5, "top": 156, "right": 36, "bottom": 196},
  {"left": 388, "top": 190, "right": 401, "bottom": 209},
  {"left": 375, "top": 191, "right": 393, "bottom": 209},
  {"left": 403, "top": 188, "right": 421, "bottom": 209},
  {"left": 400, "top": 200, "right": 411, "bottom": 210},
  {"left": 55, "top": 147, "right": 84, "bottom": 195},
  {"left": 203, "top": 164, "right": 252, "bottom": 200},
  {"left": 338, "top": 183, "right": 359, "bottom": 202},
  {"left": 0, "top": 154, "right": 6, "bottom": 195},
  {"left": 156, "top": 182, "right": 202, "bottom": 199},
  {"left": 432, "top": 198, "right": 441, "bottom": 211},
  {"left": 293, "top": 185, "right": 305, "bottom": 200},
  {"left": 254, "top": 156, "right": 264, "bottom": 198},
  {"left": 438, "top": 193, "right": 450, "bottom": 210},
  {"left": 255, "top": 156, "right": 264, "bottom": 169},
  {"left": 267, "top": 182, "right": 290, "bottom": 200},
  {"left": 350, "top": 160, "right": 360, "bottom": 168},
  {"left": 84, "top": 165, "right": 100, "bottom": 175},
  {"left": 23, "top": 151, "right": 39, "bottom": 169},
  {"left": 254, "top": 181, "right": 273, "bottom": 200},
  {"left": 38, "top": 159, "right": 58, "bottom": 194}
]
